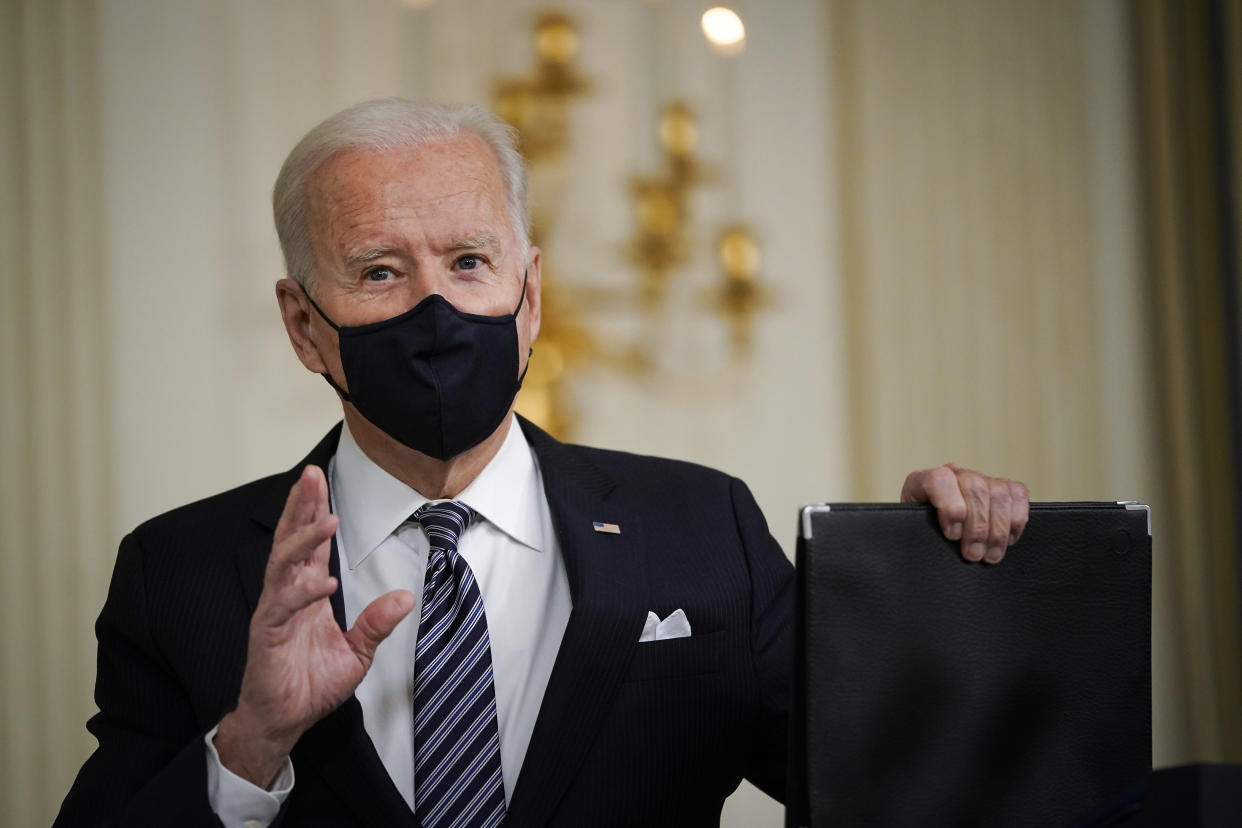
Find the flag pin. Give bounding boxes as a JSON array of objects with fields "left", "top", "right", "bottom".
[{"left": 593, "top": 521, "right": 621, "bottom": 535}]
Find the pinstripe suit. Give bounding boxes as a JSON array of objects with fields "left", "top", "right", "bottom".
[{"left": 55, "top": 417, "right": 793, "bottom": 827}]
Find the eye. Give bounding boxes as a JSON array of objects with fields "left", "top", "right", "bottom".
[
  {"left": 363, "top": 266, "right": 394, "bottom": 282},
  {"left": 455, "top": 254, "right": 484, "bottom": 272}
]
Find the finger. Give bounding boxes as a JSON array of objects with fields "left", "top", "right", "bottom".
[
  {"left": 302, "top": 466, "right": 335, "bottom": 569},
  {"left": 957, "top": 470, "right": 990, "bottom": 562},
  {"left": 274, "top": 465, "right": 328, "bottom": 544},
  {"left": 1008, "top": 480, "right": 1030, "bottom": 544},
  {"left": 902, "top": 465, "right": 967, "bottom": 542},
  {"left": 259, "top": 573, "right": 339, "bottom": 627},
  {"left": 346, "top": 590, "right": 417, "bottom": 670},
  {"left": 304, "top": 464, "right": 329, "bottom": 524},
  {"left": 273, "top": 467, "right": 311, "bottom": 544},
  {"left": 983, "top": 478, "right": 1012, "bottom": 563},
  {"left": 899, "top": 467, "right": 931, "bottom": 502},
  {"left": 267, "top": 512, "right": 339, "bottom": 588}
]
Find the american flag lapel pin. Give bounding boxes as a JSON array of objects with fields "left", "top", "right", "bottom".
[{"left": 593, "top": 521, "right": 621, "bottom": 535}]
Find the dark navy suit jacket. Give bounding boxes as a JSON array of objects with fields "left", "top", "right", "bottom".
[{"left": 55, "top": 417, "right": 794, "bottom": 826}]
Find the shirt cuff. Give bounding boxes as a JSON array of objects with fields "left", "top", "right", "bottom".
[{"left": 204, "top": 723, "right": 294, "bottom": 828}]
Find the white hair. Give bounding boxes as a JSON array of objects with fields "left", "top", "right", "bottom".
[{"left": 272, "top": 98, "right": 530, "bottom": 291}]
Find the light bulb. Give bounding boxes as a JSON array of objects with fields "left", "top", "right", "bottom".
[{"left": 701, "top": 7, "right": 745, "bottom": 54}]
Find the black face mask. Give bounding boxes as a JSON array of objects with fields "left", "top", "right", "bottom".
[{"left": 303, "top": 271, "right": 531, "bottom": 461}]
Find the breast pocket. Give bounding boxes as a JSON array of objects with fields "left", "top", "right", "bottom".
[{"left": 625, "top": 629, "right": 727, "bottom": 682}]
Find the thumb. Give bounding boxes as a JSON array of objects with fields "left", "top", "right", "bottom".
[{"left": 346, "top": 589, "right": 416, "bottom": 667}]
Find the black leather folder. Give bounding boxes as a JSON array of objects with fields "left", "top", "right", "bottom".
[{"left": 787, "top": 502, "right": 1152, "bottom": 828}]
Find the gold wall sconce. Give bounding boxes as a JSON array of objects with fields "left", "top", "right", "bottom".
[
  {"left": 493, "top": 11, "right": 590, "bottom": 164},
  {"left": 626, "top": 100, "right": 770, "bottom": 358},
  {"left": 626, "top": 100, "right": 713, "bottom": 310},
  {"left": 493, "top": 11, "right": 595, "bottom": 439},
  {"left": 494, "top": 11, "right": 771, "bottom": 438},
  {"left": 709, "top": 224, "right": 770, "bottom": 358}
]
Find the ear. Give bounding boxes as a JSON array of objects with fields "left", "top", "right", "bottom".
[
  {"left": 523, "top": 246, "right": 542, "bottom": 344},
  {"left": 276, "top": 278, "right": 330, "bottom": 374}
]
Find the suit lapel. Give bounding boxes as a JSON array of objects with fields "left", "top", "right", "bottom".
[
  {"left": 292, "top": 695, "right": 416, "bottom": 826},
  {"left": 505, "top": 419, "right": 647, "bottom": 827},
  {"left": 241, "top": 423, "right": 414, "bottom": 826},
  {"left": 241, "top": 423, "right": 348, "bottom": 626}
]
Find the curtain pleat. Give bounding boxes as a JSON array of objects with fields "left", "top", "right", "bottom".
[
  {"left": 0, "top": 2, "right": 114, "bottom": 826},
  {"left": 1133, "top": 0, "right": 1242, "bottom": 760}
]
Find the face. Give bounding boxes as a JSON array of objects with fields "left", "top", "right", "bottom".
[{"left": 277, "top": 134, "right": 541, "bottom": 394}]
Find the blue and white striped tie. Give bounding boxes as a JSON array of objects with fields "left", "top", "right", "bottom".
[{"left": 411, "top": 500, "right": 506, "bottom": 828}]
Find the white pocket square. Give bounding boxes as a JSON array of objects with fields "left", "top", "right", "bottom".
[{"left": 639, "top": 608, "right": 692, "bottom": 642}]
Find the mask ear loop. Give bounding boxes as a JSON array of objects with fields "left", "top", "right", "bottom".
[
  {"left": 296, "top": 282, "right": 354, "bottom": 402},
  {"left": 513, "top": 267, "right": 534, "bottom": 388},
  {"left": 516, "top": 347, "right": 534, "bottom": 389},
  {"left": 513, "top": 266, "right": 529, "bottom": 315},
  {"left": 298, "top": 282, "right": 341, "bottom": 331}
]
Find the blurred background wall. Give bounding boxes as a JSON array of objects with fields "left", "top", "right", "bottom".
[{"left": 2, "top": 0, "right": 1240, "bottom": 825}]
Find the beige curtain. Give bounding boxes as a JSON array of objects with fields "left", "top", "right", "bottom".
[
  {"left": 1133, "top": 0, "right": 1242, "bottom": 760},
  {"left": 825, "top": 0, "right": 1217, "bottom": 764},
  {"left": 0, "top": 1, "right": 115, "bottom": 825}
]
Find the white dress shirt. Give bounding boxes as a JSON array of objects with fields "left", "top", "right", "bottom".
[{"left": 206, "top": 416, "right": 572, "bottom": 827}]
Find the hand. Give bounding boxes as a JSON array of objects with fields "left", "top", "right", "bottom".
[
  {"left": 214, "top": 465, "right": 415, "bottom": 787},
  {"left": 900, "top": 463, "right": 1030, "bottom": 564}
]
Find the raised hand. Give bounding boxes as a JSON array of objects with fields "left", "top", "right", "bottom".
[{"left": 214, "top": 464, "right": 414, "bottom": 787}]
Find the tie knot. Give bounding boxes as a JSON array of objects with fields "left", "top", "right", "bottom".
[{"left": 413, "top": 500, "right": 473, "bottom": 553}]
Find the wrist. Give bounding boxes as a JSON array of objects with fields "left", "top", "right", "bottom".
[{"left": 214, "top": 709, "right": 293, "bottom": 789}]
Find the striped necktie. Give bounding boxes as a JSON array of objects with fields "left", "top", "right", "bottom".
[{"left": 411, "top": 500, "right": 506, "bottom": 828}]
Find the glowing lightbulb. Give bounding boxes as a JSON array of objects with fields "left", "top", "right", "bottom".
[{"left": 701, "top": 7, "right": 745, "bottom": 54}]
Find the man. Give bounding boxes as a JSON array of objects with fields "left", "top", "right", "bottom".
[{"left": 56, "top": 99, "right": 1028, "bottom": 827}]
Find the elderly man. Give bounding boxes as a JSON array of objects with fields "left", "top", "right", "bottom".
[{"left": 56, "top": 99, "right": 1028, "bottom": 827}]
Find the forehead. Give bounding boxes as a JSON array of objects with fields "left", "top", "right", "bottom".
[{"left": 305, "top": 134, "right": 510, "bottom": 245}]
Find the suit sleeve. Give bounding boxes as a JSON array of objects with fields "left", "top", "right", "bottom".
[
  {"left": 729, "top": 477, "right": 795, "bottom": 802},
  {"left": 53, "top": 532, "right": 232, "bottom": 827}
]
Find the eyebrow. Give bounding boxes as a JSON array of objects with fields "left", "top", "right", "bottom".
[
  {"left": 447, "top": 234, "right": 501, "bottom": 252},
  {"left": 341, "top": 235, "right": 503, "bottom": 269},
  {"left": 344, "top": 247, "right": 394, "bottom": 268}
]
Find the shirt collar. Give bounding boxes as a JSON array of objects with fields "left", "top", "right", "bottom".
[{"left": 332, "top": 416, "right": 547, "bottom": 570}]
